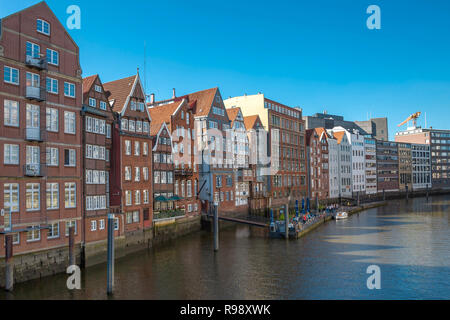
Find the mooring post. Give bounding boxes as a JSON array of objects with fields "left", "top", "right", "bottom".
[
  {"left": 5, "top": 234, "right": 13, "bottom": 292},
  {"left": 107, "top": 214, "right": 115, "bottom": 295},
  {"left": 426, "top": 184, "right": 429, "bottom": 201},
  {"left": 213, "top": 204, "right": 219, "bottom": 252},
  {"left": 383, "top": 189, "right": 386, "bottom": 201},
  {"left": 68, "top": 226, "right": 75, "bottom": 266},
  {"left": 406, "top": 185, "right": 409, "bottom": 200},
  {"left": 285, "top": 204, "right": 289, "bottom": 239},
  {"left": 316, "top": 196, "right": 319, "bottom": 212},
  {"left": 357, "top": 191, "right": 360, "bottom": 207}
]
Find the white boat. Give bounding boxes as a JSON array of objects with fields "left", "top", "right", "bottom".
[{"left": 334, "top": 212, "right": 348, "bottom": 220}]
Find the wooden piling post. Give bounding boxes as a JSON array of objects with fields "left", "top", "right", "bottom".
[
  {"left": 107, "top": 214, "right": 115, "bottom": 295},
  {"left": 68, "top": 226, "right": 75, "bottom": 266},
  {"left": 4, "top": 234, "right": 13, "bottom": 292},
  {"left": 213, "top": 204, "right": 219, "bottom": 252},
  {"left": 285, "top": 204, "right": 289, "bottom": 239}
]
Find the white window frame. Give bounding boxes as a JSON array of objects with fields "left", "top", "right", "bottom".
[
  {"left": 4, "top": 144, "right": 19, "bottom": 165},
  {"left": 64, "top": 182, "right": 76, "bottom": 208},
  {"left": 37, "top": 19, "right": 50, "bottom": 35},
  {"left": 64, "top": 111, "right": 76, "bottom": 134},
  {"left": 4, "top": 100, "right": 19, "bottom": 127},
  {"left": 46, "top": 107, "right": 59, "bottom": 132},
  {"left": 46, "top": 48, "right": 59, "bottom": 66},
  {"left": 64, "top": 82, "right": 75, "bottom": 98},
  {"left": 4, "top": 66, "right": 19, "bottom": 85},
  {"left": 26, "top": 183, "right": 40, "bottom": 211},
  {"left": 46, "top": 77, "right": 58, "bottom": 94}
]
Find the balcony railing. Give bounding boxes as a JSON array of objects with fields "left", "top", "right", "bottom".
[
  {"left": 26, "top": 86, "right": 46, "bottom": 101},
  {"left": 25, "top": 55, "right": 47, "bottom": 70},
  {"left": 24, "top": 163, "right": 45, "bottom": 177},
  {"left": 153, "top": 209, "right": 185, "bottom": 221},
  {"left": 25, "top": 127, "right": 45, "bottom": 142},
  {"left": 174, "top": 168, "right": 193, "bottom": 176}
]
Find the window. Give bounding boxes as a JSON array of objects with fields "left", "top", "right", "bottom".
[
  {"left": 143, "top": 190, "right": 149, "bottom": 204},
  {"left": 135, "top": 191, "right": 141, "bottom": 205},
  {"left": 37, "top": 19, "right": 50, "bottom": 35},
  {"left": 154, "top": 171, "right": 160, "bottom": 184},
  {"left": 4, "top": 183, "right": 19, "bottom": 213},
  {"left": 114, "top": 218, "right": 119, "bottom": 230},
  {"left": 99, "top": 219, "right": 105, "bottom": 230},
  {"left": 65, "top": 220, "right": 77, "bottom": 236},
  {"left": 46, "top": 77, "right": 58, "bottom": 94},
  {"left": 46, "top": 147, "right": 58, "bottom": 166},
  {"left": 143, "top": 142, "right": 148, "bottom": 156},
  {"left": 46, "top": 183, "right": 59, "bottom": 209},
  {"left": 89, "top": 98, "right": 96, "bottom": 107},
  {"left": 65, "top": 182, "right": 76, "bottom": 208},
  {"left": 4, "top": 100, "right": 19, "bottom": 127},
  {"left": 125, "top": 140, "right": 131, "bottom": 155},
  {"left": 4, "top": 66, "right": 19, "bottom": 85},
  {"left": 26, "top": 183, "right": 40, "bottom": 211},
  {"left": 129, "top": 120, "right": 135, "bottom": 132},
  {"left": 106, "top": 124, "right": 111, "bottom": 138},
  {"left": 125, "top": 166, "right": 131, "bottom": 180},
  {"left": 143, "top": 121, "right": 149, "bottom": 133},
  {"left": 46, "top": 48, "right": 59, "bottom": 65},
  {"left": 26, "top": 41, "right": 40, "bottom": 58},
  {"left": 95, "top": 85, "right": 102, "bottom": 92},
  {"left": 125, "top": 190, "right": 132, "bottom": 206},
  {"left": 27, "top": 227, "right": 41, "bottom": 242},
  {"left": 100, "top": 101, "right": 107, "bottom": 110},
  {"left": 64, "top": 149, "right": 76, "bottom": 166},
  {"left": 91, "top": 220, "right": 97, "bottom": 231},
  {"left": 136, "top": 120, "right": 142, "bottom": 133},
  {"left": 135, "top": 167, "right": 140, "bottom": 182},
  {"left": 138, "top": 102, "right": 145, "bottom": 112},
  {"left": 121, "top": 118, "right": 128, "bottom": 131},
  {"left": 134, "top": 141, "right": 140, "bottom": 156},
  {"left": 130, "top": 101, "right": 136, "bottom": 111},
  {"left": 64, "top": 111, "right": 76, "bottom": 134},
  {"left": 4, "top": 144, "right": 19, "bottom": 165},
  {"left": 46, "top": 107, "right": 58, "bottom": 131},
  {"left": 47, "top": 222, "right": 59, "bottom": 239},
  {"left": 143, "top": 167, "right": 149, "bottom": 181},
  {"left": 64, "top": 82, "right": 75, "bottom": 98}
]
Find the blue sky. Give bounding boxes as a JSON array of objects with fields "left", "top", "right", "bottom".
[{"left": 2, "top": 0, "right": 450, "bottom": 139}]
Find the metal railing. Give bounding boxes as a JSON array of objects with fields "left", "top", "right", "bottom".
[
  {"left": 153, "top": 209, "right": 185, "bottom": 220},
  {"left": 25, "top": 85, "right": 47, "bottom": 101},
  {"left": 23, "top": 163, "right": 46, "bottom": 177},
  {"left": 24, "top": 127, "right": 45, "bottom": 141},
  {"left": 25, "top": 55, "right": 48, "bottom": 70}
]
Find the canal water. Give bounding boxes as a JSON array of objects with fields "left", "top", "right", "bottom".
[{"left": 1, "top": 195, "right": 449, "bottom": 300}]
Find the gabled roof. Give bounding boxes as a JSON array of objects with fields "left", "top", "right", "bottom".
[
  {"left": 152, "top": 122, "right": 173, "bottom": 152},
  {"left": 82, "top": 75, "right": 97, "bottom": 96},
  {"left": 103, "top": 75, "right": 136, "bottom": 114},
  {"left": 148, "top": 100, "right": 185, "bottom": 136},
  {"left": 243, "top": 115, "right": 261, "bottom": 131},
  {"left": 1, "top": 1, "right": 79, "bottom": 52},
  {"left": 332, "top": 131, "right": 346, "bottom": 144},
  {"left": 186, "top": 87, "right": 218, "bottom": 117},
  {"left": 226, "top": 107, "right": 241, "bottom": 127}
]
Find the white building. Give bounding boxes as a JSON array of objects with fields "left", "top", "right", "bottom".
[
  {"left": 411, "top": 144, "right": 432, "bottom": 190},
  {"left": 328, "top": 129, "right": 352, "bottom": 198},
  {"left": 364, "top": 137, "right": 377, "bottom": 194},
  {"left": 333, "top": 127, "right": 366, "bottom": 196},
  {"left": 325, "top": 132, "right": 340, "bottom": 199}
]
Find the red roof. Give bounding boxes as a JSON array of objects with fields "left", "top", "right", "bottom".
[
  {"left": 103, "top": 75, "right": 136, "bottom": 113},
  {"left": 243, "top": 115, "right": 261, "bottom": 131},
  {"left": 82, "top": 75, "right": 97, "bottom": 97},
  {"left": 148, "top": 100, "right": 183, "bottom": 136}
]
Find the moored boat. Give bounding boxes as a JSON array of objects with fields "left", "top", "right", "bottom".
[{"left": 334, "top": 212, "right": 348, "bottom": 220}]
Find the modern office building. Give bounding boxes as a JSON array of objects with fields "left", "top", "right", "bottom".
[
  {"left": 411, "top": 144, "right": 432, "bottom": 190},
  {"left": 355, "top": 118, "right": 389, "bottom": 141},
  {"left": 395, "top": 128, "right": 450, "bottom": 189},
  {"left": 376, "top": 141, "right": 399, "bottom": 192}
]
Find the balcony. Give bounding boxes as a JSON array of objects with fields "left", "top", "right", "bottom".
[
  {"left": 174, "top": 167, "right": 193, "bottom": 176},
  {"left": 26, "top": 86, "right": 46, "bottom": 101},
  {"left": 24, "top": 163, "right": 45, "bottom": 177},
  {"left": 25, "top": 55, "right": 47, "bottom": 70},
  {"left": 25, "top": 127, "right": 45, "bottom": 142}
]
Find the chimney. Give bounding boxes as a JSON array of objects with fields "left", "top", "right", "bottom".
[
  {"left": 150, "top": 93, "right": 155, "bottom": 104},
  {"left": 172, "top": 88, "right": 176, "bottom": 99}
]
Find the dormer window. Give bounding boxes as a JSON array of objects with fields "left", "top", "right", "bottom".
[
  {"left": 138, "top": 102, "right": 144, "bottom": 112},
  {"left": 37, "top": 19, "right": 50, "bottom": 35},
  {"left": 130, "top": 101, "right": 136, "bottom": 111},
  {"left": 95, "top": 85, "right": 102, "bottom": 92}
]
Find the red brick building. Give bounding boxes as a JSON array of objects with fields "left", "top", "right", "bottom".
[
  {"left": 0, "top": 2, "right": 83, "bottom": 255},
  {"left": 81, "top": 74, "right": 114, "bottom": 245},
  {"left": 103, "top": 73, "right": 153, "bottom": 235},
  {"left": 306, "top": 128, "right": 330, "bottom": 200},
  {"left": 243, "top": 115, "right": 269, "bottom": 212}
]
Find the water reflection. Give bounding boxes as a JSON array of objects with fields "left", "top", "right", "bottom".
[{"left": 1, "top": 195, "right": 449, "bottom": 300}]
